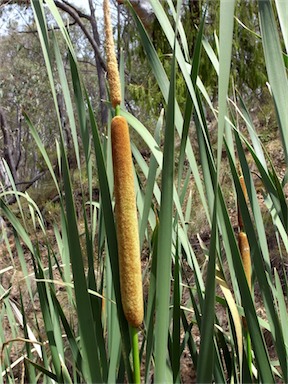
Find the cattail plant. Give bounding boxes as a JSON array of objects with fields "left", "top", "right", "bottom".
[
  {"left": 104, "top": 2, "right": 143, "bottom": 379},
  {"left": 103, "top": 0, "right": 143, "bottom": 329}
]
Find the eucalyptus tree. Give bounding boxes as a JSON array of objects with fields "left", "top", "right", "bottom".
[{"left": 0, "top": 27, "right": 52, "bottom": 194}]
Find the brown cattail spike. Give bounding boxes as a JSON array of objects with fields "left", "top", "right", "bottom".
[
  {"left": 239, "top": 175, "right": 248, "bottom": 202},
  {"left": 237, "top": 170, "right": 251, "bottom": 328},
  {"left": 104, "top": 0, "right": 122, "bottom": 108},
  {"left": 111, "top": 116, "right": 143, "bottom": 328},
  {"left": 238, "top": 231, "right": 251, "bottom": 290}
]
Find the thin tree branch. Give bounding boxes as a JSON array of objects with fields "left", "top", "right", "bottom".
[
  {"left": 17, "top": 20, "right": 77, "bottom": 33},
  {"left": 61, "top": 0, "right": 90, "bottom": 20},
  {"left": 6, "top": 171, "right": 46, "bottom": 205},
  {"left": 53, "top": 0, "right": 107, "bottom": 71},
  {"left": 12, "top": 171, "right": 46, "bottom": 188},
  {"left": 0, "top": 0, "right": 107, "bottom": 71}
]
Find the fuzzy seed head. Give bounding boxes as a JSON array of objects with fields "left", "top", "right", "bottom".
[
  {"left": 239, "top": 175, "right": 248, "bottom": 202},
  {"left": 111, "top": 116, "right": 143, "bottom": 327},
  {"left": 104, "top": 0, "right": 121, "bottom": 108},
  {"left": 238, "top": 231, "right": 251, "bottom": 290}
]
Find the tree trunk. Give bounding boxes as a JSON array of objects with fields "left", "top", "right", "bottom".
[
  {"left": 88, "top": 0, "right": 108, "bottom": 128},
  {"left": 0, "top": 107, "right": 18, "bottom": 182}
]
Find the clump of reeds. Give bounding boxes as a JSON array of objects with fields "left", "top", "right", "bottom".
[{"left": 103, "top": 0, "right": 143, "bottom": 330}]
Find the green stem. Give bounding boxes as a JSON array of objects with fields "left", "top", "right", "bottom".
[
  {"left": 115, "top": 105, "right": 121, "bottom": 116},
  {"left": 131, "top": 326, "right": 141, "bottom": 384},
  {"left": 246, "top": 329, "right": 252, "bottom": 377}
]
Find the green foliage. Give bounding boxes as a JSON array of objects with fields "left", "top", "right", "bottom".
[
  {"left": 0, "top": 1, "right": 287, "bottom": 383},
  {"left": 122, "top": 0, "right": 270, "bottom": 122}
]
